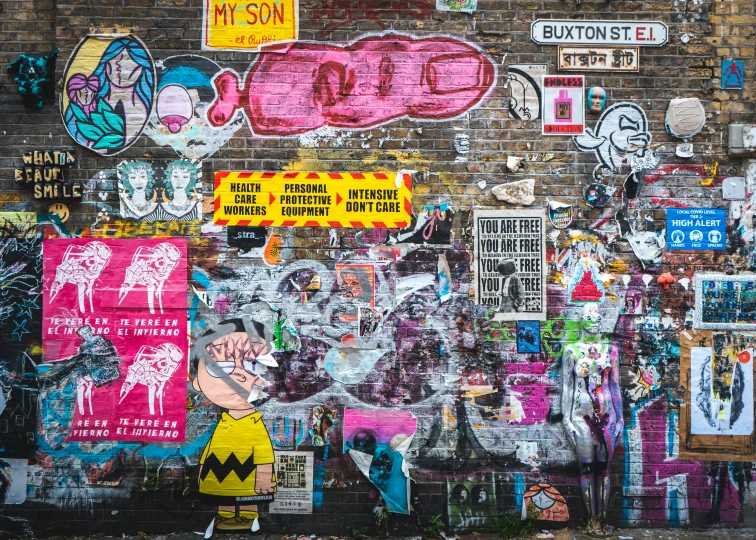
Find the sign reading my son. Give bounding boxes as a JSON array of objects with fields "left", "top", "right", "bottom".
[{"left": 14, "top": 149, "right": 83, "bottom": 200}]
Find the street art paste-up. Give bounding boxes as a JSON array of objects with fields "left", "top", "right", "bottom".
[
  {"left": 547, "top": 200, "right": 573, "bottom": 229},
  {"left": 202, "top": 0, "right": 298, "bottom": 51},
  {"left": 521, "top": 483, "right": 569, "bottom": 522},
  {"left": 722, "top": 60, "right": 745, "bottom": 90},
  {"left": 690, "top": 336, "right": 754, "bottom": 436},
  {"left": 144, "top": 56, "right": 245, "bottom": 159},
  {"left": 583, "top": 182, "right": 613, "bottom": 208},
  {"left": 268, "top": 451, "right": 315, "bottom": 514},
  {"left": 42, "top": 238, "right": 187, "bottom": 443},
  {"left": 574, "top": 102, "right": 653, "bottom": 181},
  {"left": 615, "top": 211, "right": 665, "bottom": 269},
  {"left": 436, "top": 0, "right": 477, "bottom": 13},
  {"left": 336, "top": 263, "right": 375, "bottom": 323},
  {"left": 61, "top": 35, "right": 155, "bottom": 155},
  {"left": 0, "top": 221, "right": 41, "bottom": 458},
  {"left": 192, "top": 311, "right": 282, "bottom": 533},
  {"left": 694, "top": 274, "right": 756, "bottom": 329},
  {"left": 437, "top": 253, "right": 452, "bottom": 304},
  {"left": 473, "top": 209, "right": 546, "bottom": 321},
  {"left": 343, "top": 409, "right": 416, "bottom": 514},
  {"left": 206, "top": 33, "right": 496, "bottom": 136},
  {"left": 447, "top": 474, "right": 497, "bottom": 529},
  {"left": 561, "top": 303, "right": 623, "bottom": 536},
  {"left": 386, "top": 203, "right": 454, "bottom": 245},
  {"left": 516, "top": 320, "right": 540, "bottom": 353},
  {"left": 568, "top": 257, "right": 606, "bottom": 303},
  {"left": 118, "top": 160, "right": 202, "bottom": 221},
  {"left": 507, "top": 64, "right": 546, "bottom": 121},
  {"left": 665, "top": 98, "right": 706, "bottom": 139},
  {"left": 0, "top": 458, "right": 27, "bottom": 504},
  {"left": 7, "top": 50, "right": 57, "bottom": 109},
  {"left": 541, "top": 75, "right": 585, "bottom": 135}
]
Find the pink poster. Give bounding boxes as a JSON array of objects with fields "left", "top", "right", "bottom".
[{"left": 43, "top": 238, "right": 188, "bottom": 442}]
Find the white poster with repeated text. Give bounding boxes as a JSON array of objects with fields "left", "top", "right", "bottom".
[{"left": 474, "top": 209, "right": 546, "bottom": 321}]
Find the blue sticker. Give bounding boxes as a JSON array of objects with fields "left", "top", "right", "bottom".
[
  {"left": 516, "top": 321, "right": 541, "bottom": 354},
  {"left": 722, "top": 60, "right": 744, "bottom": 89},
  {"left": 666, "top": 208, "right": 726, "bottom": 250}
]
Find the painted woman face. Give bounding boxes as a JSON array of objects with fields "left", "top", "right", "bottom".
[
  {"left": 129, "top": 167, "right": 150, "bottom": 192},
  {"left": 76, "top": 86, "right": 95, "bottom": 107},
  {"left": 169, "top": 166, "right": 191, "bottom": 192},
  {"left": 109, "top": 51, "right": 143, "bottom": 87}
]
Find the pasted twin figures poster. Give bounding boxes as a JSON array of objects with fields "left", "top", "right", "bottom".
[
  {"left": 690, "top": 335, "right": 754, "bottom": 436},
  {"left": 42, "top": 238, "right": 188, "bottom": 442}
]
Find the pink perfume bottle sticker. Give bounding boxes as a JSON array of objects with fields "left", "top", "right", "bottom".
[{"left": 554, "top": 89, "right": 572, "bottom": 122}]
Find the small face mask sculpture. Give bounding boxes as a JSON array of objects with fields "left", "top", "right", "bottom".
[{"left": 587, "top": 87, "right": 606, "bottom": 113}]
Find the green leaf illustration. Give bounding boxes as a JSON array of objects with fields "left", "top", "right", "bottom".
[
  {"left": 102, "top": 109, "right": 125, "bottom": 133},
  {"left": 77, "top": 123, "right": 105, "bottom": 141},
  {"left": 68, "top": 103, "right": 88, "bottom": 123},
  {"left": 92, "top": 133, "right": 124, "bottom": 149}
]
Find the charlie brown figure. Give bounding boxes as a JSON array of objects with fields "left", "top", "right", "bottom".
[{"left": 193, "top": 318, "right": 279, "bottom": 533}]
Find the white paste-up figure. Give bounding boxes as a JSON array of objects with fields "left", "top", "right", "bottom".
[
  {"left": 50, "top": 241, "right": 113, "bottom": 313},
  {"left": 77, "top": 376, "right": 95, "bottom": 415},
  {"left": 119, "top": 342, "right": 183, "bottom": 415},
  {"left": 118, "top": 242, "right": 181, "bottom": 314}
]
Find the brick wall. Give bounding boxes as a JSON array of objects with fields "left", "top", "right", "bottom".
[{"left": 1, "top": 0, "right": 756, "bottom": 536}]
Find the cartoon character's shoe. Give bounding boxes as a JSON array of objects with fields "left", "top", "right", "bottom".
[{"left": 214, "top": 511, "right": 260, "bottom": 531}]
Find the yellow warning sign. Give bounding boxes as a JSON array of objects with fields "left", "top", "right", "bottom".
[{"left": 214, "top": 171, "right": 413, "bottom": 228}]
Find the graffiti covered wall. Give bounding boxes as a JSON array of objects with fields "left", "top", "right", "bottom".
[{"left": 1, "top": 0, "right": 756, "bottom": 536}]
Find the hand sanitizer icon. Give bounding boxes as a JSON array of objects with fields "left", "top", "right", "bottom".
[{"left": 554, "top": 89, "right": 572, "bottom": 122}]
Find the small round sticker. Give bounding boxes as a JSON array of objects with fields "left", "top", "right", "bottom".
[
  {"left": 738, "top": 350, "right": 751, "bottom": 364},
  {"left": 48, "top": 202, "right": 70, "bottom": 223}
]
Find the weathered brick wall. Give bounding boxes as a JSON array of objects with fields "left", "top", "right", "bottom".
[{"left": 1, "top": 0, "right": 756, "bottom": 536}]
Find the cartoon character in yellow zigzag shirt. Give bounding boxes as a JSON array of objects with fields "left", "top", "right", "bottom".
[{"left": 193, "top": 316, "right": 279, "bottom": 534}]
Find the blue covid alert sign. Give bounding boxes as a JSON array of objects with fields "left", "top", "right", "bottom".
[{"left": 666, "top": 208, "right": 726, "bottom": 250}]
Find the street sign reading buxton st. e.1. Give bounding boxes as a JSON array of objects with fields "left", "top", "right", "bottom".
[{"left": 531, "top": 20, "right": 668, "bottom": 47}]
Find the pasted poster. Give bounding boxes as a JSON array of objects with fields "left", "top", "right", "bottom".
[
  {"left": 667, "top": 208, "right": 726, "bottom": 251},
  {"left": 722, "top": 60, "right": 745, "bottom": 90},
  {"left": 542, "top": 75, "right": 585, "bottom": 135},
  {"left": 117, "top": 159, "right": 202, "bottom": 221},
  {"left": 0, "top": 458, "right": 27, "bottom": 504},
  {"left": 690, "top": 338, "right": 753, "bottom": 436},
  {"left": 694, "top": 274, "right": 756, "bottom": 329},
  {"left": 436, "top": 0, "right": 477, "bottom": 13},
  {"left": 447, "top": 474, "right": 497, "bottom": 528},
  {"left": 214, "top": 171, "right": 412, "bottom": 228},
  {"left": 0, "top": 221, "right": 41, "bottom": 458},
  {"left": 61, "top": 35, "right": 155, "bottom": 156},
  {"left": 473, "top": 209, "right": 546, "bottom": 321},
  {"left": 269, "top": 451, "right": 314, "bottom": 514},
  {"left": 343, "top": 409, "right": 416, "bottom": 514},
  {"left": 202, "top": 0, "right": 298, "bottom": 51},
  {"left": 42, "top": 238, "right": 187, "bottom": 442},
  {"left": 507, "top": 64, "right": 546, "bottom": 121}
]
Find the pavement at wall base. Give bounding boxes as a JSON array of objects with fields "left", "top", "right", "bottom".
[{"left": 30, "top": 529, "right": 756, "bottom": 540}]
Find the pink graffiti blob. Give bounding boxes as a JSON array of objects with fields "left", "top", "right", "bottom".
[{"left": 207, "top": 33, "right": 496, "bottom": 136}]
